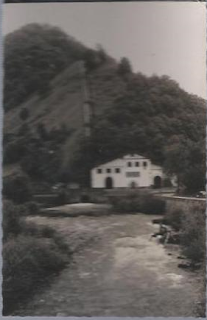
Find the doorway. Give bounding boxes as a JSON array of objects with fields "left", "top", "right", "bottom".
[
  {"left": 105, "top": 177, "right": 113, "bottom": 189},
  {"left": 154, "top": 176, "right": 162, "bottom": 188}
]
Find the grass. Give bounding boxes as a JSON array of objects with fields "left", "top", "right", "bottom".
[
  {"left": 3, "top": 199, "right": 71, "bottom": 315},
  {"left": 165, "top": 202, "right": 206, "bottom": 264}
]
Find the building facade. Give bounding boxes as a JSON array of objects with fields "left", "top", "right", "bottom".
[{"left": 91, "top": 154, "right": 167, "bottom": 189}]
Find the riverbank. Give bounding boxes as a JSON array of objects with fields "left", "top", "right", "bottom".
[{"left": 13, "top": 214, "right": 203, "bottom": 317}]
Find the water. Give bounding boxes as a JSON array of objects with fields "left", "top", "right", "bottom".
[{"left": 14, "top": 214, "right": 202, "bottom": 316}]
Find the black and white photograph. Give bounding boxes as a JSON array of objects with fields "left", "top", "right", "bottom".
[{"left": 2, "top": 1, "right": 206, "bottom": 317}]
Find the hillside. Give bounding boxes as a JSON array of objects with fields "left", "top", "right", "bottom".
[
  {"left": 4, "top": 59, "right": 128, "bottom": 171},
  {"left": 3, "top": 24, "right": 206, "bottom": 191}
]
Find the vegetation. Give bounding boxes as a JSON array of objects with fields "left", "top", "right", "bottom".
[
  {"left": 165, "top": 201, "right": 206, "bottom": 317},
  {"left": 3, "top": 174, "right": 33, "bottom": 204},
  {"left": 110, "top": 191, "right": 166, "bottom": 215},
  {"left": 3, "top": 199, "right": 70, "bottom": 315},
  {"left": 75, "top": 75, "right": 205, "bottom": 191},
  {"left": 4, "top": 123, "right": 70, "bottom": 183},
  {"left": 4, "top": 23, "right": 206, "bottom": 193},
  {"left": 165, "top": 202, "right": 206, "bottom": 264},
  {"left": 4, "top": 24, "right": 86, "bottom": 110}
]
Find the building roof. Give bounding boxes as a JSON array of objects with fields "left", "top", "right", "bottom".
[{"left": 92, "top": 154, "right": 154, "bottom": 170}]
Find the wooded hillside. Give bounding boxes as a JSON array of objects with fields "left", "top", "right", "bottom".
[{"left": 4, "top": 24, "right": 206, "bottom": 192}]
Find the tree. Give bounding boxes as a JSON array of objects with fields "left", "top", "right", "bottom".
[
  {"left": 4, "top": 24, "right": 86, "bottom": 110},
  {"left": 36, "top": 123, "right": 48, "bottom": 140},
  {"left": 118, "top": 57, "right": 132, "bottom": 78},
  {"left": 96, "top": 44, "right": 107, "bottom": 63},
  {"left": 19, "top": 108, "right": 29, "bottom": 121},
  {"left": 164, "top": 138, "right": 205, "bottom": 194},
  {"left": 3, "top": 174, "right": 32, "bottom": 204}
]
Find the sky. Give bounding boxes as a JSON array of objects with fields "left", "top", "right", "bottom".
[{"left": 2, "top": 2, "right": 206, "bottom": 98}]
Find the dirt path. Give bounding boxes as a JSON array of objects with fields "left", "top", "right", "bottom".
[{"left": 14, "top": 214, "right": 201, "bottom": 316}]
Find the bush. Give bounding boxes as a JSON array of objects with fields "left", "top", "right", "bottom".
[
  {"left": 22, "top": 222, "right": 70, "bottom": 254},
  {"left": 3, "top": 200, "right": 41, "bottom": 241},
  {"left": 110, "top": 191, "right": 140, "bottom": 213},
  {"left": 165, "top": 202, "right": 206, "bottom": 264},
  {"left": 55, "top": 189, "right": 68, "bottom": 206},
  {"left": 110, "top": 191, "right": 166, "bottom": 215},
  {"left": 180, "top": 203, "right": 205, "bottom": 263},
  {"left": 3, "top": 200, "right": 23, "bottom": 241},
  {"left": 3, "top": 235, "right": 68, "bottom": 315},
  {"left": 24, "top": 201, "right": 40, "bottom": 215},
  {"left": 3, "top": 174, "right": 33, "bottom": 204},
  {"left": 139, "top": 193, "right": 166, "bottom": 215},
  {"left": 80, "top": 193, "right": 90, "bottom": 203},
  {"left": 164, "top": 204, "right": 185, "bottom": 231}
]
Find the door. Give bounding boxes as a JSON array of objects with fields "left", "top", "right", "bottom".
[
  {"left": 105, "top": 177, "right": 113, "bottom": 189},
  {"left": 154, "top": 176, "right": 162, "bottom": 188}
]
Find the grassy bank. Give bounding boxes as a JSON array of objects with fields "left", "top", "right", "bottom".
[
  {"left": 3, "top": 200, "right": 71, "bottom": 316},
  {"left": 164, "top": 201, "right": 206, "bottom": 317}
]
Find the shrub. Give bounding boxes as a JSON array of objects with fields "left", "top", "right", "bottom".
[
  {"left": 180, "top": 203, "right": 206, "bottom": 263},
  {"left": 3, "top": 235, "right": 68, "bottom": 315},
  {"left": 165, "top": 202, "right": 206, "bottom": 264},
  {"left": 164, "top": 204, "right": 185, "bottom": 231},
  {"left": 22, "top": 222, "right": 70, "bottom": 254},
  {"left": 139, "top": 193, "right": 166, "bottom": 215},
  {"left": 3, "top": 140, "right": 24, "bottom": 164},
  {"left": 110, "top": 191, "right": 166, "bottom": 215},
  {"left": 55, "top": 189, "right": 68, "bottom": 206},
  {"left": 3, "top": 200, "right": 23, "bottom": 241},
  {"left": 24, "top": 201, "right": 40, "bottom": 215},
  {"left": 19, "top": 108, "right": 29, "bottom": 121},
  {"left": 80, "top": 193, "right": 90, "bottom": 203},
  {"left": 110, "top": 191, "right": 141, "bottom": 213},
  {"left": 3, "top": 174, "right": 33, "bottom": 204}
]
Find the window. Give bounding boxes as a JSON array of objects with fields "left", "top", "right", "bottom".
[
  {"left": 143, "top": 161, "right": 147, "bottom": 168},
  {"left": 97, "top": 168, "right": 102, "bottom": 174},
  {"left": 126, "top": 172, "right": 140, "bottom": 177},
  {"left": 106, "top": 168, "right": 111, "bottom": 173},
  {"left": 115, "top": 168, "right": 120, "bottom": 173},
  {"left": 135, "top": 161, "right": 139, "bottom": 167},
  {"left": 127, "top": 161, "right": 132, "bottom": 167}
]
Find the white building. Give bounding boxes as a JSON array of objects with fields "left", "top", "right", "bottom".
[{"left": 91, "top": 154, "right": 167, "bottom": 189}]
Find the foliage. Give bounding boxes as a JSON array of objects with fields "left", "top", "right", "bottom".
[
  {"left": 139, "top": 193, "right": 166, "bottom": 215},
  {"left": 164, "top": 138, "right": 205, "bottom": 193},
  {"left": 165, "top": 202, "right": 206, "bottom": 264},
  {"left": 4, "top": 24, "right": 206, "bottom": 192},
  {"left": 164, "top": 205, "right": 184, "bottom": 231},
  {"left": 180, "top": 203, "right": 206, "bottom": 263},
  {"left": 24, "top": 201, "right": 40, "bottom": 215},
  {"left": 3, "top": 200, "right": 41, "bottom": 241},
  {"left": 3, "top": 200, "right": 23, "bottom": 241},
  {"left": 3, "top": 235, "right": 68, "bottom": 315},
  {"left": 2, "top": 198, "right": 70, "bottom": 315},
  {"left": 73, "top": 74, "right": 205, "bottom": 191},
  {"left": 110, "top": 191, "right": 166, "bottom": 215},
  {"left": 3, "top": 174, "right": 33, "bottom": 204},
  {"left": 4, "top": 123, "right": 70, "bottom": 183},
  {"left": 19, "top": 107, "right": 29, "bottom": 121},
  {"left": 4, "top": 24, "right": 86, "bottom": 110},
  {"left": 118, "top": 57, "right": 132, "bottom": 78},
  {"left": 3, "top": 140, "right": 24, "bottom": 164}
]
